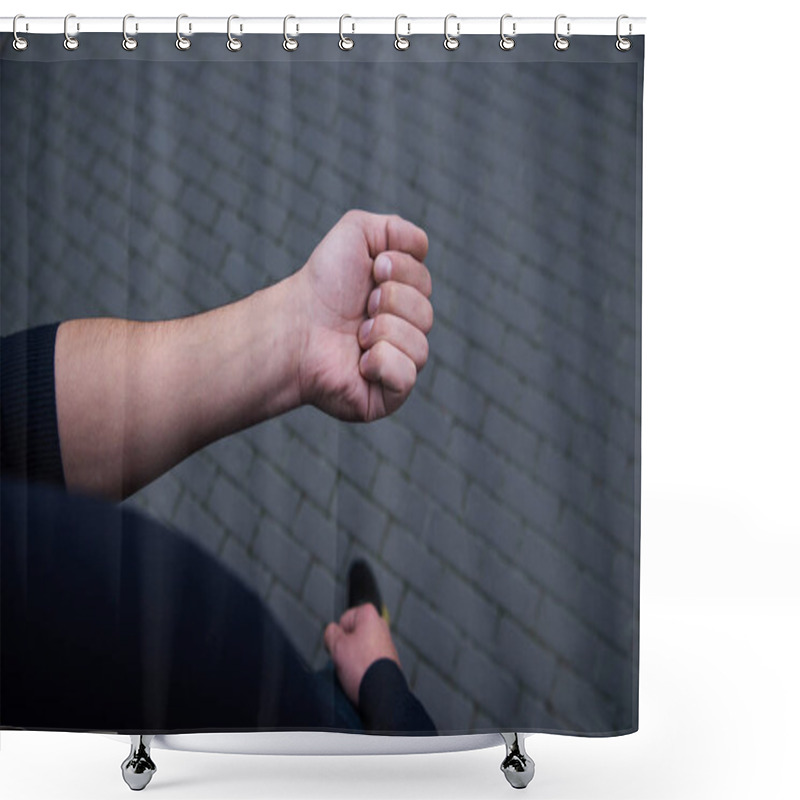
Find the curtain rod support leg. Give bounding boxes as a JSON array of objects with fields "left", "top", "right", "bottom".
[
  {"left": 121, "top": 735, "right": 157, "bottom": 791},
  {"left": 500, "top": 733, "right": 535, "bottom": 789}
]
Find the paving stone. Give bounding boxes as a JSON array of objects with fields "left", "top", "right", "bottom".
[
  {"left": 496, "top": 615, "right": 557, "bottom": 695},
  {"left": 430, "top": 365, "right": 486, "bottom": 433},
  {"left": 219, "top": 536, "right": 271, "bottom": 600},
  {"left": 382, "top": 523, "right": 445, "bottom": 597},
  {"left": 170, "top": 491, "right": 225, "bottom": 556},
  {"left": 413, "top": 662, "right": 474, "bottom": 735},
  {"left": 248, "top": 456, "right": 302, "bottom": 530},
  {"left": 207, "top": 473, "right": 261, "bottom": 546},
  {"left": 456, "top": 644, "right": 520, "bottom": 722},
  {"left": 357, "top": 418, "right": 415, "bottom": 471},
  {"left": 409, "top": 442, "right": 466, "bottom": 516},
  {"left": 336, "top": 480, "right": 389, "bottom": 548},
  {"left": 301, "top": 562, "right": 337, "bottom": 623},
  {"left": 434, "top": 569, "right": 499, "bottom": 647},
  {"left": 371, "top": 461, "right": 427, "bottom": 534},
  {"left": 550, "top": 667, "right": 618, "bottom": 733},
  {"left": 292, "top": 500, "right": 337, "bottom": 566},
  {"left": 252, "top": 519, "right": 310, "bottom": 597},
  {"left": 396, "top": 590, "right": 460, "bottom": 675}
]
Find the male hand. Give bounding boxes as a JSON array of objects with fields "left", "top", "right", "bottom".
[
  {"left": 324, "top": 603, "right": 401, "bottom": 706},
  {"left": 291, "top": 210, "right": 433, "bottom": 422}
]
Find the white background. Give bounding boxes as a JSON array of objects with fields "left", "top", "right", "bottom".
[{"left": 2, "top": 1, "right": 799, "bottom": 798}]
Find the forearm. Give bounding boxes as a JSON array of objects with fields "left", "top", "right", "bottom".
[
  {"left": 358, "top": 659, "right": 437, "bottom": 734},
  {"left": 55, "top": 276, "right": 304, "bottom": 500},
  {"left": 53, "top": 210, "right": 431, "bottom": 499}
]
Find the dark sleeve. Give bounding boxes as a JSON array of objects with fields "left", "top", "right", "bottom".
[
  {"left": 0, "top": 323, "right": 65, "bottom": 485},
  {"left": 358, "top": 658, "right": 437, "bottom": 735}
]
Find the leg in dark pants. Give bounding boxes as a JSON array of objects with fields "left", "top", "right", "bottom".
[{"left": 0, "top": 479, "right": 361, "bottom": 734}]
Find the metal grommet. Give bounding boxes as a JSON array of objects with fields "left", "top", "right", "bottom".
[
  {"left": 339, "top": 14, "right": 354, "bottom": 50},
  {"left": 122, "top": 14, "right": 138, "bottom": 51},
  {"left": 176, "top": 13, "right": 191, "bottom": 50},
  {"left": 443, "top": 14, "right": 460, "bottom": 51},
  {"left": 283, "top": 15, "right": 298, "bottom": 51},
  {"left": 63, "top": 13, "right": 79, "bottom": 51},
  {"left": 394, "top": 14, "right": 410, "bottom": 50},
  {"left": 227, "top": 15, "right": 243, "bottom": 51},
  {"left": 616, "top": 14, "right": 632, "bottom": 51},
  {"left": 554, "top": 14, "right": 570, "bottom": 51},
  {"left": 12, "top": 14, "right": 29, "bottom": 51},
  {"left": 499, "top": 13, "right": 515, "bottom": 51}
]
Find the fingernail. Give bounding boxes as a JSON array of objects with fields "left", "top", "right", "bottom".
[
  {"left": 375, "top": 254, "right": 392, "bottom": 282},
  {"left": 359, "top": 318, "right": 374, "bottom": 341},
  {"left": 368, "top": 288, "right": 381, "bottom": 316},
  {"left": 360, "top": 349, "right": 370, "bottom": 369}
]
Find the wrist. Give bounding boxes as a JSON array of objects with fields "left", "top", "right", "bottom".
[
  {"left": 277, "top": 266, "right": 321, "bottom": 409},
  {"left": 246, "top": 273, "right": 309, "bottom": 419}
]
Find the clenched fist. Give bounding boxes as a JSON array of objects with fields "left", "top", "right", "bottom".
[
  {"left": 290, "top": 210, "right": 433, "bottom": 422},
  {"left": 324, "top": 603, "right": 401, "bottom": 706}
]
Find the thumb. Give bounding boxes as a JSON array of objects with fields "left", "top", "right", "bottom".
[
  {"left": 339, "top": 605, "right": 362, "bottom": 633},
  {"left": 324, "top": 622, "right": 343, "bottom": 656}
]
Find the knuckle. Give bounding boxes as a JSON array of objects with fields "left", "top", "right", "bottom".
[
  {"left": 371, "top": 338, "right": 391, "bottom": 365},
  {"left": 380, "top": 281, "right": 395, "bottom": 309},
  {"left": 399, "top": 359, "right": 417, "bottom": 394},
  {"left": 422, "top": 301, "right": 434, "bottom": 333},
  {"left": 344, "top": 209, "right": 367, "bottom": 226},
  {"left": 371, "top": 314, "right": 386, "bottom": 340},
  {"left": 373, "top": 314, "right": 393, "bottom": 343},
  {"left": 419, "top": 229, "right": 430, "bottom": 257},
  {"left": 419, "top": 335, "right": 430, "bottom": 367},
  {"left": 361, "top": 602, "right": 379, "bottom": 621}
]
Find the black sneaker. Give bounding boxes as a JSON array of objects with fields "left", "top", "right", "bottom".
[{"left": 347, "top": 559, "right": 390, "bottom": 624}]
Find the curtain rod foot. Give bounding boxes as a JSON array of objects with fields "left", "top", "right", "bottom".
[
  {"left": 500, "top": 733, "right": 535, "bottom": 789},
  {"left": 121, "top": 735, "right": 157, "bottom": 791}
]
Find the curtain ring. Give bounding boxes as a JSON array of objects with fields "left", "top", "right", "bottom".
[
  {"left": 443, "top": 14, "right": 460, "bottom": 51},
  {"left": 394, "top": 15, "right": 410, "bottom": 50},
  {"left": 122, "top": 14, "right": 138, "bottom": 51},
  {"left": 12, "top": 14, "right": 28, "bottom": 51},
  {"left": 616, "top": 14, "right": 632, "bottom": 51},
  {"left": 283, "top": 15, "right": 298, "bottom": 51},
  {"left": 227, "top": 15, "right": 243, "bottom": 51},
  {"left": 63, "top": 13, "right": 79, "bottom": 51},
  {"left": 499, "top": 14, "right": 515, "bottom": 51},
  {"left": 554, "top": 14, "right": 570, "bottom": 51},
  {"left": 339, "top": 14, "right": 354, "bottom": 50},
  {"left": 176, "top": 13, "right": 191, "bottom": 50}
]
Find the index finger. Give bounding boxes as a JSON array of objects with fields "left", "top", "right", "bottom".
[
  {"left": 385, "top": 215, "right": 429, "bottom": 262},
  {"left": 339, "top": 605, "right": 361, "bottom": 633},
  {"left": 323, "top": 622, "right": 341, "bottom": 655},
  {"left": 373, "top": 252, "right": 432, "bottom": 298}
]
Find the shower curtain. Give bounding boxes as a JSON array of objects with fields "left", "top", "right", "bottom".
[{"left": 1, "top": 29, "right": 643, "bottom": 738}]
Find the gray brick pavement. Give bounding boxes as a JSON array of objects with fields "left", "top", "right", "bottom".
[{"left": 1, "top": 35, "right": 642, "bottom": 733}]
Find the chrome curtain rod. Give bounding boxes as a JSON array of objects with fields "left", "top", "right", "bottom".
[{"left": 2, "top": 15, "right": 646, "bottom": 37}]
